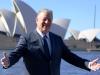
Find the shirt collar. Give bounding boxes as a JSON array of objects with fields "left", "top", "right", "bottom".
[{"left": 36, "top": 28, "right": 49, "bottom": 38}]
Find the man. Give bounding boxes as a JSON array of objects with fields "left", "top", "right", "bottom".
[{"left": 1, "top": 8, "right": 100, "bottom": 75}]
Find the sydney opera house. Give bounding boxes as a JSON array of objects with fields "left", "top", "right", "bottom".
[
  {"left": 0, "top": 0, "right": 70, "bottom": 49},
  {"left": 65, "top": 28, "right": 100, "bottom": 51},
  {"left": 0, "top": 0, "right": 100, "bottom": 51}
]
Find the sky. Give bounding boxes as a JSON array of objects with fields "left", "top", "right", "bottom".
[{"left": 0, "top": 0, "right": 100, "bottom": 39}]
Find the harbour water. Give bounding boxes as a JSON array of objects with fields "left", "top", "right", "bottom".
[{"left": 0, "top": 50, "right": 100, "bottom": 75}]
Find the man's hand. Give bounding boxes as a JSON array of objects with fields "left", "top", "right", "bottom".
[
  {"left": 0, "top": 52, "right": 10, "bottom": 68},
  {"left": 89, "top": 58, "right": 100, "bottom": 71}
]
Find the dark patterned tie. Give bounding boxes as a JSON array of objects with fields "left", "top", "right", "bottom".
[{"left": 43, "top": 35, "right": 50, "bottom": 60}]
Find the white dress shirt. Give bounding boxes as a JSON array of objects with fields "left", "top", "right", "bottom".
[{"left": 36, "top": 28, "right": 51, "bottom": 55}]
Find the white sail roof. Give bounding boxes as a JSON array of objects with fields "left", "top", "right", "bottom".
[
  {"left": 0, "top": 9, "right": 16, "bottom": 36},
  {"left": 78, "top": 29, "right": 100, "bottom": 42},
  {"left": 51, "top": 18, "right": 70, "bottom": 39},
  {"left": 68, "top": 28, "right": 80, "bottom": 40},
  {"left": 0, "top": 0, "right": 70, "bottom": 38},
  {"left": 0, "top": 14, "right": 8, "bottom": 33},
  {"left": 13, "top": 0, "right": 37, "bottom": 35}
]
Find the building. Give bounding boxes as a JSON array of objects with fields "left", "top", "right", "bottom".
[
  {"left": 0, "top": 0, "right": 70, "bottom": 49},
  {"left": 65, "top": 28, "right": 100, "bottom": 51}
]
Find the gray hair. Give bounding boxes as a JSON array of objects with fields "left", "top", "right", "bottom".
[{"left": 37, "top": 8, "right": 53, "bottom": 20}]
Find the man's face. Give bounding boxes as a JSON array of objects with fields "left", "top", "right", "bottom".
[{"left": 36, "top": 12, "right": 52, "bottom": 34}]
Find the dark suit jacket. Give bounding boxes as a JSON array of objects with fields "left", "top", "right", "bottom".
[{"left": 8, "top": 31, "right": 90, "bottom": 75}]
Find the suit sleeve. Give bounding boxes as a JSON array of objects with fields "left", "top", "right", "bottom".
[
  {"left": 8, "top": 35, "right": 27, "bottom": 68},
  {"left": 61, "top": 38, "right": 90, "bottom": 71}
]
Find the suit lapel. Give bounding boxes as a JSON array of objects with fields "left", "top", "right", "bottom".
[
  {"left": 32, "top": 31, "right": 57, "bottom": 60},
  {"left": 33, "top": 31, "right": 51, "bottom": 60},
  {"left": 34, "top": 31, "right": 45, "bottom": 54},
  {"left": 49, "top": 32, "right": 56, "bottom": 59}
]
